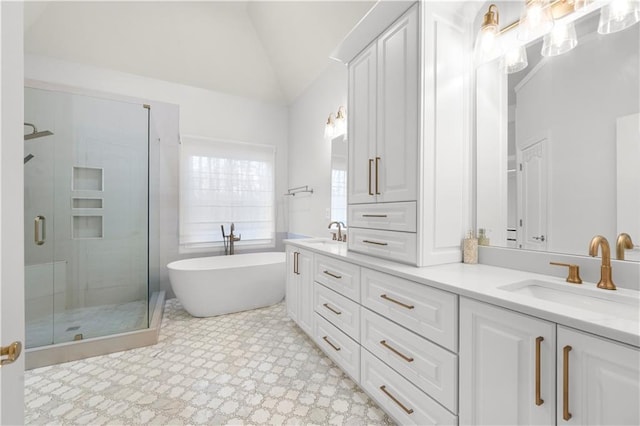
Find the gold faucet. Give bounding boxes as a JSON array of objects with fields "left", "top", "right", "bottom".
[
  {"left": 588, "top": 235, "right": 616, "bottom": 290},
  {"left": 616, "top": 233, "right": 634, "bottom": 261}
]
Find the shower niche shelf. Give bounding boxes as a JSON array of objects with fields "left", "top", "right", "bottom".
[
  {"left": 72, "top": 215, "right": 103, "bottom": 239},
  {"left": 72, "top": 197, "right": 103, "bottom": 209},
  {"left": 72, "top": 166, "right": 103, "bottom": 191}
]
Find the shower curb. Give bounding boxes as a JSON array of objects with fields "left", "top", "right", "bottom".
[{"left": 25, "top": 291, "right": 165, "bottom": 370}]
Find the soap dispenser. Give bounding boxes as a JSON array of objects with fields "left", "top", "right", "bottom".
[{"left": 463, "top": 230, "right": 478, "bottom": 264}]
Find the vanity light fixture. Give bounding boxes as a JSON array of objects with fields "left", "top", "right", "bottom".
[
  {"left": 503, "top": 45, "right": 529, "bottom": 73},
  {"left": 474, "top": 4, "right": 504, "bottom": 65},
  {"left": 518, "top": 0, "right": 555, "bottom": 41},
  {"left": 334, "top": 106, "right": 347, "bottom": 136},
  {"left": 598, "top": 0, "right": 640, "bottom": 34},
  {"left": 324, "top": 113, "right": 336, "bottom": 140},
  {"left": 541, "top": 20, "right": 578, "bottom": 56},
  {"left": 475, "top": 0, "right": 640, "bottom": 73}
]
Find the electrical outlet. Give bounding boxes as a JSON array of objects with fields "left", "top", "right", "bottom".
[{"left": 325, "top": 208, "right": 330, "bottom": 219}]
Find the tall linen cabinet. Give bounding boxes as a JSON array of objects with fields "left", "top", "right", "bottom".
[{"left": 338, "top": 1, "right": 471, "bottom": 266}]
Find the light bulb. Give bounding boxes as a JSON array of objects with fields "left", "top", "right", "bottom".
[{"left": 503, "top": 46, "right": 529, "bottom": 73}]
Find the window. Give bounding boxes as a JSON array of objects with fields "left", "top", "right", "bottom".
[{"left": 179, "top": 136, "right": 275, "bottom": 251}]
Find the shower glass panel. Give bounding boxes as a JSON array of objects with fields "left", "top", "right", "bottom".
[{"left": 24, "top": 87, "right": 149, "bottom": 348}]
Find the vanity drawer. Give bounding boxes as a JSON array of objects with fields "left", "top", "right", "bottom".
[
  {"left": 348, "top": 228, "right": 417, "bottom": 265},
  {"left": 314, "top": 313, "right": 360, "bottom": 382},
  {"left": 314, "top": 254, "right": 360, "bottom": 302},
  {"left": 361, "top": 308, "right": 458, "bottom": 413},
  {"left": 348, "top": 202, "right": 417, "bottom": 232},
  {"left": 314, "top": 282, "right": 360, "bottom": 342},
  {"left": 361, "top": 268, "right": 458, "bottom": 352},
  {"left": 361, "top": 349, "right": 457, "bottom": 425}
]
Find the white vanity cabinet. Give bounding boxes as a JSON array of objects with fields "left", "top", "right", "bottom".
[
  {"left": 343, "top": 1, "right": 469, "bottom": 266},
  {"left": 285, "top": 246, "right": 314, "bottom": 335},
  {"left": 557, "top": 326, "right": 640, "bottom": 425},
  {"left": 460, "top": 298, "right": 556, "bottom": 425},
  {"left": 460, "top": 297, "right": 640, "bottom": 426},
  {"left": 348, "top": 6, "right": 418, "bottom": 206}
]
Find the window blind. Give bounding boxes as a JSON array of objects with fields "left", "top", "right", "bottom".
[{"left": 179, "top": 136, "right": 275, "bottom": 249}]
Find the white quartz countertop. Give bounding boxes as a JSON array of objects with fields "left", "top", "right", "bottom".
[{"left": 284, "top": 238, "right": 640, "bottom": 348}]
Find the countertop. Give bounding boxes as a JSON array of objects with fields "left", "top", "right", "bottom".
[{"left": 284, "top": 238, "right": 640, "bottom": 348}]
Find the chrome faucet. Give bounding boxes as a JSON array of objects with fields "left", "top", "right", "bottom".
[
  {"left": 328, "top": 221, "right": 347, "bottom": 242},
  {"left": 588, "top": 235, "right": 616, "bottom": 290},
  {"left": 616, "top": 233, "right": 634, "bottom": 261},
  {"left": 221, "top": 223, "right": 241, "bottom": 255}
]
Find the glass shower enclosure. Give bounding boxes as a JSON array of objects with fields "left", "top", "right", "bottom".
[{"left": 24, "top": 87, "right": 150, "bottom": 348}]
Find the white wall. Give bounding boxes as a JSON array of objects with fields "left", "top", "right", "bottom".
[
  {"left": 287, "top": 61, "right": 348, "bottom": 238},
  {"left": 25, "top": 54, "right": 289, "bottom": 298}
]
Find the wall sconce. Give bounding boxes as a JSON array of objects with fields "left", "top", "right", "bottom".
[
  {"left": 474, "top": 0, "right": 640, "bottom": 73},
  {"left": 334, "top": 106, "right": 347, "bottom": 136},
  {"left": 324, "top": 113, "right": 336, "bottom": 140},
  {"left": 324, "top": 106, "right": 347, "bottom": 140}
]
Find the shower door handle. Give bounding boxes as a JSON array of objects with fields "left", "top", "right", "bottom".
[{"left": 34, "top": 215, "right": 46, "bottom": 246}]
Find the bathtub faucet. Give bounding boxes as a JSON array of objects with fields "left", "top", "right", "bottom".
[{"left": 221, "top": 223, "right": 242, "bottom": 255}]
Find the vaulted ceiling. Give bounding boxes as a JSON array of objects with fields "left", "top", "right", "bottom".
[{"left": 24, "top": 1, "right": 375, "bottom": 105}]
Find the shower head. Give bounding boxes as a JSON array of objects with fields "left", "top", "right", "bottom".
[
  {"left": 24, "top": 122, "right": 53, "bottom": 140},
  {"left": 24, "top": 154, "right": 34, "bottom": 164}
]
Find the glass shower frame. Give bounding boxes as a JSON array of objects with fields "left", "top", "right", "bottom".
[{"left": 24, "top": 85, "right": 152, "bottom": 348}]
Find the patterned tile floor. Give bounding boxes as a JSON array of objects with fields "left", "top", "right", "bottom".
[{"left": 25, "top": 299, "right": 394, "bottom": 425}]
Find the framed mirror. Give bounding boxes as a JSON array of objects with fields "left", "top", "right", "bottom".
[
  {"left": 476, "top": 5, "right": 639, "bottom": 261},
  {"left": 330, "top": 135, "right": 347, "bottom": 225}
]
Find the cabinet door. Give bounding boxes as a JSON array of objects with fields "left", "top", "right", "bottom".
[
  {"left": 285, "top": 246, "right": 298, "bottom": 321},
  {"left": 557, "top": 326, "right": 640, "bottom": 425},
  {"left": 348, "top": 42, "right": 377, "bottom": 204},
  {"left": 376, "top": 5, "right": 418, "bottom": 203},
  {"left": 296, "top": 249, "right": 314, "bottom": 335},
  {"left": 460, "top": 298, "right": 555, "bottom": 425}
]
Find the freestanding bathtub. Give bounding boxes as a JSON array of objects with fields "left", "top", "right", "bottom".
[{"left": 167, "top": 252, "right": 286, "bottom": 317}]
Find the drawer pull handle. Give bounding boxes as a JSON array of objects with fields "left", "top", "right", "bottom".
[
  {"left": 380, "top": 340, "right": 414, "bottom": 362},
  {"left": 563, "top": 345, "right": 572, "bottom": 421},
  {"left": 368, "top": 159, "right": 374, "bottom": 196},
  {"left": 323, "top": 270, "right": 342, "bottom": 279},
  {"left": 379, "top": 385, "right": 413, "bottom": 415},
  {"left": 380, "top": 294, "right": 415, "bottom": 310},
  {"left": 535, "top": 336, "right": 544, "bottom": 406},
  {"left": 322, "top": 336, "right": 341, "bottom": 352},
  {"left": 363, "top": 239, "right": 388, "bottom": 246},
  {"left": 375, "top": 157, "right": 381, "bottom": 195},
  {"left": 323, "top": 303, "right": 342, "bottom": 315},
  {"left": 362, "top": 214, "right": 388, "bottom": 218}
]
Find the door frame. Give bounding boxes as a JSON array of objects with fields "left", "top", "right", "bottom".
[{"left": 0, "top": 2, "right": 26, "bottom": 424}]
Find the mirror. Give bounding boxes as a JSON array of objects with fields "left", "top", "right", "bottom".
[
  {"left": 476, "top": 8, "right": 640, "bottom": 261},
  {"left": 330, "top": 135, "right": 347, "bottom": 225}
]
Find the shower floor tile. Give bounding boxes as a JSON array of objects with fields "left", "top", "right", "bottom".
[
  {"left": 26, "top": 300, "right": 148, "bottom": 348},
  {"left": 25, "top": 299, "right": 394, "bottom": 425}
]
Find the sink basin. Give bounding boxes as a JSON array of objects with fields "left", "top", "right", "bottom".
[{"left": 499, "top": 280, "right": 640, "bottom": 321}]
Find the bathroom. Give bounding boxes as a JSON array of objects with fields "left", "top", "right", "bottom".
[{"left": 1, "top": 0, "right": 639, "bottom": 424}]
